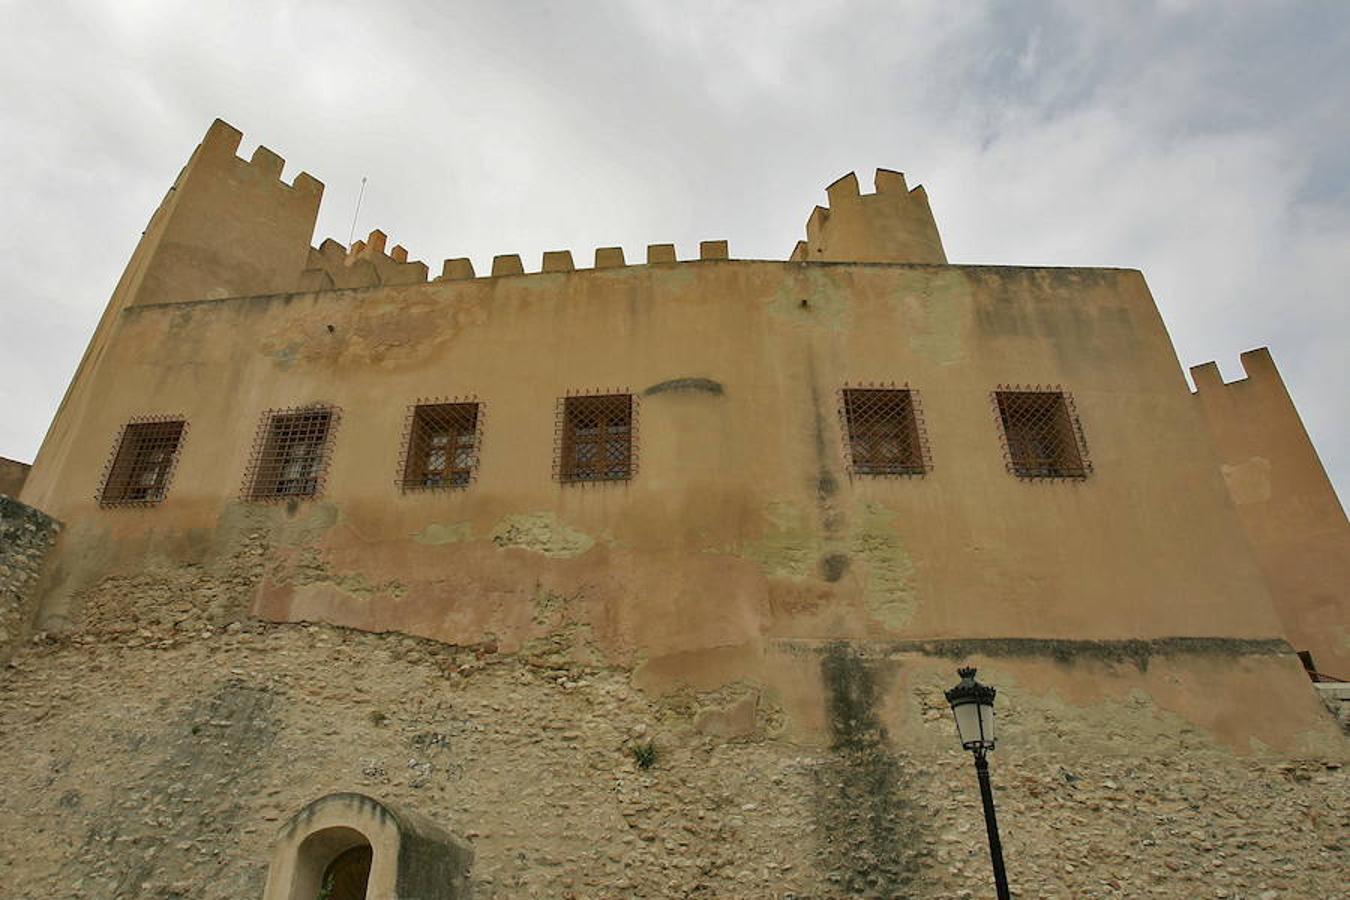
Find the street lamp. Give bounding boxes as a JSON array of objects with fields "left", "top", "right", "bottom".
[{"left": 945, "top": 666, "right": 1011, "bottom": 900}]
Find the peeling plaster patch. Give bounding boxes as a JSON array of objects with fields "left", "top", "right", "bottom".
[
  {"left": 643, "top": 377, "right": 725, "bottom": 397},
  {"left": 232, "top": 501, "right": 340, "bottom": 547},
  {"left": 413, "top": 522, "right": 473, "bottom": 545},
  {"left": 693, "top": 692, "right": 759, "bottom": 739},
  {"left": 742, "top": 501, "right": 824, "bottom": 579},
  {"left": 851, "top": 502, "right": 917, "bottom": 629},
  {"left": 285, "top": 546, "right": 406, "bottom": 600},
  {"left": 532, "top": 587, "right": 571, "bottom": 625},
  {"left": 1221, "top": 457, "right": 1273, "bottom": 505},
  {"left": 491, "top": 512, "right": 595, "bottom": 558}
]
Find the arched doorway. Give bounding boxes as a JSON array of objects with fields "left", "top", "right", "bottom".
[
  {"left": 262, "top": 793, "right": 473, "bottom": 900},
  {"left": 286, "top": 825, "right": 372, "bottom": 900},
  {"left": 317, "top": 843, "right": 372, "bottom": 900}
]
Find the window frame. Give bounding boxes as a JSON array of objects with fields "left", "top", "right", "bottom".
[
  {"left": 397, "top": 399, "right": 483, "bottom": 491},
  {"left": 991, "top": 386, "right": 1091, "bottom": 479},
  {"left": 554, "top": 391, "right": 638, "bottom": 484},
  {"left": 242, "top": 405, "right": 340, "bottom": 502},
  {"left": 838, "top": 384, "right": 931, "bottom": 478},
  {"left": 96, "top": 415, "right": 189, "bottom": 507}
]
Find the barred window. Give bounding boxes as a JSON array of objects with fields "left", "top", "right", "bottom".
[
  {"left": 99, "top": 419, "right": 186, "bottom": 506},
  {"left": 841, "top": 388, "right": 927, "bottom": 476},
  {"left": 244, "top": 407, "right": 337, "bottom": 500},
  {"left": 559, "top": 394, "right": 633, "bottom": 483},
  {"left": 401, "top": 402, "right": 480, "bottom": 490},
  {"left": 994, "top": 389, "right": 1089, "bottom": 478}
]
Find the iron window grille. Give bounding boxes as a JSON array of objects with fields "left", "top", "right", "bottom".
[
  {"left": 555, "top": 391, "right": 637, "bottom": 483},
  {"left": 839, "top": 385, "right": 930, "bottom": 477},
  {"left": 398, "top": 400, "right": 482, "bottom": 490},
  {"left": 97, "top": 416, "right": 187, "bottom": 506},
  {"left": 992, "top": 386, "right": 1091, "bottom": 479},
  {"left": 243, "top": 405, "right": 339, "bottom": 501}
]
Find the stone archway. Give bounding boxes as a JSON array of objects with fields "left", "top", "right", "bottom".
[{"left": 262, "top": 793, "right": 472, "bottom": 900}]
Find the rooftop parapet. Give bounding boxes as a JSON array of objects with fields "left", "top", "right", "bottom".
[
  {"left": 1189, "top": 347, "right": 1282, "bottom": 394},
  {"left": 299, "top": 230, "right": 429, "bottom": 291},
  {"left": 793, "top": 168, "right": 947, "bottom": 265},
  {"left": 121, "top": 118, "right": 762, "bottom": 304},
  {"left": 129, "top": 119, "right": 325, "bottom": 307}
]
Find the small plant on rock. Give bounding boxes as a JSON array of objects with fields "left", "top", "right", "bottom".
[{"left": 629, "top": 739, "right": 658, "bottom": 770}]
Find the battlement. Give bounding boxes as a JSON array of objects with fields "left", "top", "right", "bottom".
[
  {"left": 125, "top": 119, "right": 326, "bottom": 309},
  {"left": 113, "top": 120, "right": 962, "bottom": 309},
  {"left": 791, "top": 168, "right": 946, "bottom": 265},
  {"left": 299, "top": 229, "right": 430, "bottom": 291},
  {"left": 1189, "top": 347, "right": 1282, "bottom": 394},
  {"left": 298, "top": 231, "right": 736, "bottom": 292},
  {"left": 1190, "top": 345, "right": 1350, "bottom": 677},
  {"left": 197, "top": 119, "right": 323, "bottom": 196}
]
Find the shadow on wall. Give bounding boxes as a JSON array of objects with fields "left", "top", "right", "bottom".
[{"left": 0, "top": 457, "right": 30, "bottom": 499}]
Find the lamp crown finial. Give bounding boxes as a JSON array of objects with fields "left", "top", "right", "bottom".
[{"left": 957, "top": 666, "right": 977, "bottom": 679}]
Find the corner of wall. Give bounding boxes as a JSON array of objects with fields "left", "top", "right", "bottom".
[{"left": 1191, "top": 346, "right": 1350, "bottom": 677}]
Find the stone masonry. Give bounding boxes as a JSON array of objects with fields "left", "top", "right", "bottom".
[
  {"left": 0, "top": 494, "right": 60, "bottom": 659},
  {"left": 0, "top": 614, "right": 1345, "bottom": 898}
]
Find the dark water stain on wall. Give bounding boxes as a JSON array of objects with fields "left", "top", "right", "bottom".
[
  {"left": 805, "top": 354, "right": 842, "bottom": 536},
  {"left": 813, "top": 643, "right": 927, "bottom": 895},
  {"left": 642, "top": 377, "right": 725, "bottom": 397},
  {"left": 60, "top": 680, "right": 279, "bottom": 896},
  {"left": 820, "top": 552, "right": 850, "bottom": 583}
]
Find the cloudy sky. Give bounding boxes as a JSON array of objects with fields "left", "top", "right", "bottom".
[{"left": 1, "top": 0, "right": 1347, "bottom": 498}]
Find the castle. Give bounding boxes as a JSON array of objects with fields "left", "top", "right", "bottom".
[{"left": 1, "top": 119, "right": 1346, "bottom": 898}]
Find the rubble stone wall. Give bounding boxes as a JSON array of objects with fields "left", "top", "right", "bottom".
[
  {"left": 0, "top": 495, "right": 60, "bottom": 659},
  {"left": 0, "top": 617, "right": 1344, "bottom": 899}
]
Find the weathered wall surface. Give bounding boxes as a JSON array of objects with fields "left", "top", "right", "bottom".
[
  {"left": 27, "top": 262, "right": 1274, "bottom": 646},
  {"left": 19, "top": 256, "right": 1316, "bottom": 744},
  {"left": 1193, "top": 349, "right": 1350, "bottom": 678},
  {"left": 0, "top": 495, "right": 60, "bottom": 659},
  {"left": 0, "top": 455, "right": 29, "bottom": 497},
  {"left": 0, "top": 618, "right": 1344, "bottom": 899}
]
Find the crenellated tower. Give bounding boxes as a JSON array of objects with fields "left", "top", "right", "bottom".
[
  {"left": 1191, "top": 348, "right": 1350, "bottom": 677},
  {"left": 790, "top": 169, "right": 946, "bottom": 265}
]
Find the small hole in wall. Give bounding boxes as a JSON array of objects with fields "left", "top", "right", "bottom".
[
  {"left": 326, "top": 324, "right": 335, "bottom": 333},
  {"left": 800, "top": 299, "right": 810, "bottom": 309}
]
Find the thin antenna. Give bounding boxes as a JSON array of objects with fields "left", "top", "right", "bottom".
[{"left": 347, "top": 176, "right": 368, "bottom": 247}]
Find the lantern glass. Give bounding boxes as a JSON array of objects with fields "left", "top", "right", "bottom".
[
  {"left": 953, "top": 699, "right": 982, "bottom": 748},
  {"left": 978, "top": 702, "right": 996, "bottom": 747},
  {"left": 945, "top": 667, "right": 997, "bottom": 751}
]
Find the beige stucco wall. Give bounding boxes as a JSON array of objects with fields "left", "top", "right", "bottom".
[
  {"left": 1192, "top": 349, "right": 1350, "bottom": 678},
  {"left": 16, "top": 118, "right": 1335, "bottom": 750},
  {"left": 22, "top": 258, "right": 1294, "bottom": 698}
]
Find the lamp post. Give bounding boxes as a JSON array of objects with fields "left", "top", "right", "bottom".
[{"left": 945, "top": 666, "right": 1011, "bottom": 900}]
